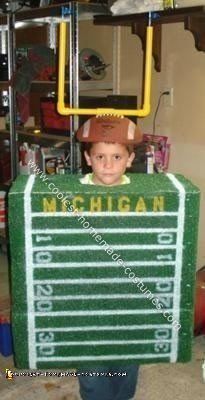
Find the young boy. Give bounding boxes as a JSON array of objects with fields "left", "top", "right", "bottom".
[
  {"left": 77, "top": 115, "right": 142, "bottom": 186},
  {"left": 76, "top": 115, "right": 143, "bottom": 400}
]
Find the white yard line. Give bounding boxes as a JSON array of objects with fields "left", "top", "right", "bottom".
[
  {"left": 24, "top": 174, "right": 36, "bottom": 369},
  {"left": 167, "top": 173, "right": 186, "bottom": 362}
]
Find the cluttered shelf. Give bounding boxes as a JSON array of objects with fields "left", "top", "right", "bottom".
[
  {"left": 94, "top": 5, "right": 205, "bottom": 26},
  {"left": 32, "top": 80, "right": 113, "bottom": 92},
  {"left": 0, "top": 128, "right": 70, "bottom": 143},
  {"left": 0, "top": 80, "right": 113, "bottom": 93},
  {"left": 0, "top": 82, "right": 8, "bottom": 90},
  {"left": 0, "top": 181, "right": 11, "bottom": 190},
  {"left": 0, "top": 1, "right": 111, "bottom": 24},
  {"left": 94, "top": 5, "right": 205, "bottom": 72},
  {"left": 0, "top": 228, "right": 6, "bottom": 241}
]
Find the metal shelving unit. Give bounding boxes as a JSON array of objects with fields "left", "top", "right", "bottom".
[{"left": 0, "top": 1, "right": 111, "bottom": 179}]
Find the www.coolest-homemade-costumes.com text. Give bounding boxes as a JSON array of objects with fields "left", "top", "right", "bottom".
[{"left": 9, "top": 174, "right": 200, "bottom": 369}]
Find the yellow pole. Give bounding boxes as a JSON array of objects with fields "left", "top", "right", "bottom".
[
  {"left": 57, "top": 22, "right": 153, "bottom": 117},
  {"left": 141, "top": 25, "right": 153, "bottom": 116},
  {"left": 57, "top": 22, "right": 67, "bottom": 116}
]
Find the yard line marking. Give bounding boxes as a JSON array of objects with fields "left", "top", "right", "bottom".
[
  {"left": 36, "top": 339, "right": 172, "bottom": 346},
  {"left": 34, "top": 277, "right": 174, "bottom": 285},
  {"left": 167, "top": 173, "right": 186, "bottom": 363},
  {"left": 33, "top": 244, "right": 176, "bottom": 251},
  {"left": 37, "top": 353, "right": 170, "bottom": 362},
  {"left": 32, "top": 228, "right": 178, "bottom": 234},
  {"left": 24, "top": 174, "right": 36, "bottom": 369},
  {"left": 34, "top": 293, "right": 174, "bottom": 301},
  {"left": 35, "top": 324, "right": 173, "bottom": 332},
  {"left": 32, "top": 211, "right": 178, "bottom": 217},
  {"left": 33, "top": 260, "right": 176, "bottom": 268},
  {"left": 35, "top": 309, "right": 173, "bottom": 316}
]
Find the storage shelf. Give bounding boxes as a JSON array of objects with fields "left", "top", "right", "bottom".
[
  {"left": 94, "top": 6, "right": 205, "bottom": 26},
  {"left": 0, "top": 229, "right": 6, "bottom": 240},
  {"left": 31, "top": 80, "right": 113, "bottom": 92},
  {"left": 0, "top": 181, "right": 11, "bottom": 190},
  {"left": 0, "top": 80, "right": 113, "bottom": 93},
  {"left": 0, "top": 2, "right": 110, "bottom": 25},
  {"left": 0, "top": 1, "right": 112, "bottom": 177},
  {"left": 0, "top": 81, "right": 8, "bottom": 90},
  {"left": 0, "top": 128, "right": 70, "bottom": 143},
  {"left": 94, "top": 5, "right": 205, "bottom": 72}
]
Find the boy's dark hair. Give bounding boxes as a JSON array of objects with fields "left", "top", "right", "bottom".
[{"left": 82, "top": 142, "right": 135, "bottom": 155}]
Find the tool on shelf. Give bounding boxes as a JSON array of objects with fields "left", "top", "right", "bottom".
[{"left": 79, "top": 48, "right": 109, "bottom": 81}]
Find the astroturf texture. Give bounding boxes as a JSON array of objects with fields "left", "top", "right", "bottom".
[{"left": 9, "top": 173, "right": 200, "bottom": 369}]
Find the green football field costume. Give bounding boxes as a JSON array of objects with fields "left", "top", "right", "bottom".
[{"left": 9, "top": 173, "right": 200, "bottom": 369}]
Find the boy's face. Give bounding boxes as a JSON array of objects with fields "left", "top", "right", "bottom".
[{"left": 84, "top": 142, "right": 135, "bottom": 186}]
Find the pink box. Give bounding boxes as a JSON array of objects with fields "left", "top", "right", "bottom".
[
  {"left": 143, "top": 134, "right": 170, "bottom": 171},
  {"left": 0, "top": 191, "right": 6, "bottom": 229}
]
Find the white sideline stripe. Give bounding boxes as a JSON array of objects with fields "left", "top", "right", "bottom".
[
  {"left": 35, "top": 309, "right": 173, "bottom": 316},
  {"left": 24, "top": 174, "right": 36, "bottom": 369},
  {"left": 36, "top": 339, "right": 172, "bottom": 347},
  {"left": 32, "top": 211, "right": 178, "bottom": 217},
  {"left": 32, "top": 228, "right": 178, "bottom": 234},
  {"left": 33, "top": 244, "right": 176, "bottom": 251},
  {"left": 35, "top": 324, "right": 172, "bottom": 332},
  {"left": 34, "top": 293, "right": 174, "bottom": 301},
  {"left": 167, "top": 173, "right": 185, "bottom": 363},
  {"left": 33, "top": 261, "right": 176, "bottom": 268},
  {"left": 34, "top": 277, "right": 174, "bottom": 285},
  {"left": 37, "top": 353, "right": 170, "bottom": 362}
]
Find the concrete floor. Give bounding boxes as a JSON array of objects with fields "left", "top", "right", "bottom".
[{"left": 0, "top": 251, "right": 205, "bottom": 399}]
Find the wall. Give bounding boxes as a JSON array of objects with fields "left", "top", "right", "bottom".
[
  {"left": 79, "top": 20, "right": 205, "bottom": 268},
  {"left": 77, "top": 20, "right": 204, "bottom": 267},
  {"left": 120, "top": 23, "right": 205, "bottom": 268}
]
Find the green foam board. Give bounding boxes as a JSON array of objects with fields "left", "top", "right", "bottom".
[{"left": 9, "top": 173, "right": 200, "bottom": 369}]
